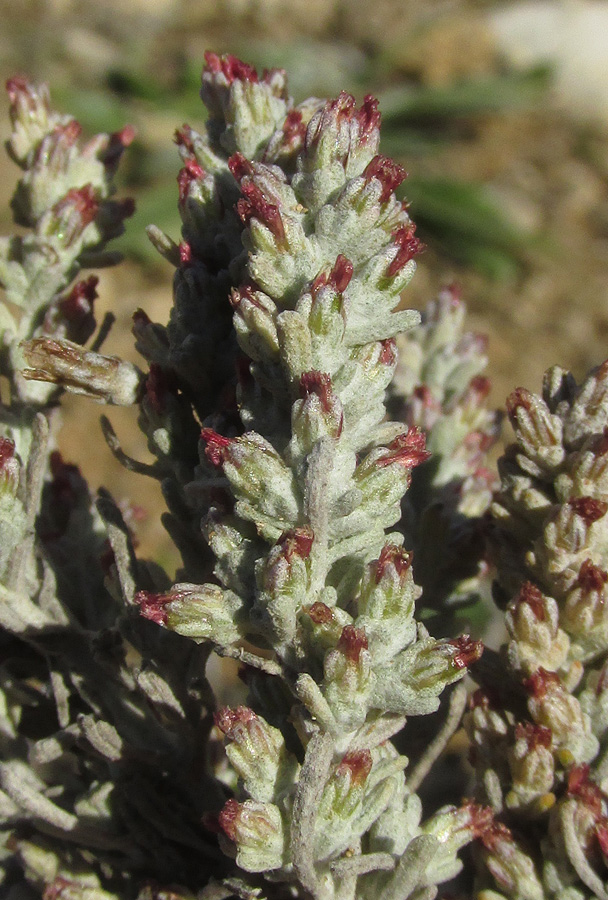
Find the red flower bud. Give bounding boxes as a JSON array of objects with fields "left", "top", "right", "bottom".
[
  {"left": 145, "top": 363, "right": 177, "bottom": 416},
  {"left": 375, "top": 543, "right": 413, "bottom": 583},
  {"left": 377, "top": 427, "right": 430, "bottom": 469},
  {"left": 58, "top": 275, "right": 98, "bottom": 322},
  {"left": 43, "top": 877, "right": 74, "bottom": 900},
  {"left": 178, "top": 157, "right": 205, "bottom": 205},
  {"left": 463, "top": 802, "right": 495, "bottom": 840},
  {"left": 337, "top": 625, "right": 368, "bottom": 663},
  {"left": 236, "top": 182, "right": 285, "bottom": 243},
  {"left": 277, "top": 526, "right": 314, "bottom": 561},
  {"left": 204, "top": 51, "right": 259, "bottom": 84},
  {"left": 357, "top": 95, "right": 381, "bottom": 143},
  {"left": 308, "top": 602, "right": 334, "bottom": 624},
  {"left": 0, "top": 437, "right": 16, "bottom": 470},
  {"left": 592, "top": 427, "right": 608, "bottom": 457},
  {"left": 282, "top": 108, "right": 306, "bottom": 145},
  {"left": 311, "top": 255, "right": 354, "bottom": 296},
  {"left": 228, "top": 152, "right": 254, "bottom": 183},
  {"left": 134, "top": 590, "right": 171, "bottom": 626},
  {"left": 379, "top": 339, "right": 397, "bottom": 366},
  {"left": 214, "top": 705, "right": 257, "bottom": 738},
  {"left": 447, "top": 635, "right": 483, "bottom": 670},
  {"left": 513, "top": 582, "right": 547, "bottom": 622},
  {"left": 514, "top": 721, "right": 552, "bottom": 750},
  {"left": 0, "top": 437, "right": 18, "bottom": 490},
  {"left": 336, "top": 749, "right": 373, "bottom": 786},
  {"left": 174, "top": 124, "right": 196, "bottom": 155},
  {"left": 577, "top": 559, "right": 608, "bottom": 593},
  {"left": 524, "top": 668, "right": 561, "bottom": 699},
  {"left": 200, "top": 428, "right": 233, "bottom": 467},
  {"left": 468, "top": 375, "right": 492, "bottom": 400},
  {"left": 567, "top": 764, "right": 606, "bottom": 819},
  {"left": 386, "top": 225, "right": 423, "bottom": 278},
  {"left": 363, "top": 155, "right": 407, "bottom": 203},
  {"left": 505, "top": 387, "right": 534, "bottom": 423},
  {"left": 179, "top": 241, "right": 193, "bottom": 266},
  {"left": 6, "top": 75, "right": 39, "bottom": 109},
  {"left": 300, "top": 371, "right": 332, "bottom": 412},
  {"left": 569, "top": 497, "right": 608, "bottom": 525},
  {"left": 218, "top": 797, "right": 241, "bottom": 841}
]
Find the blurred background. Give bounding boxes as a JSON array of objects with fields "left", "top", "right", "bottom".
[{"left": 1, "top": 0, "right": 607, "bottom": 569}]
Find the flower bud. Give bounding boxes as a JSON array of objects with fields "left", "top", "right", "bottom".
[
  {"left": 563, "top": 558, "right": 608, "bottom": 647},
  {"left": 200, "top": 430, "right": 300, "bottom": 539},
  {"left": 363, "top": 155, "right": 407, "bottom": 204},
  {"left": 506, "top": 722, "right": 555, "bottom": 814},
  {"left": 354, "top": 428, "right": 430, "bottom": 529},
  {"left": 0, "top": 436, "right": 26, "bottom": 578},
  {"left": 293, "top": 92, "right": 380, "bottom": 212},
  {"left": 314, "top": 750, "right": 373, "bottom": 859},
  {"left": 506, "top": 582, "right": 569, "bottom": 674},
  {"left": 356, "top": 543, "right": 419, "bottom": 664},
  {"left": 6, "top": 77, "right": 64, "bottom": 166},
  {"left": 373, "top": 631, "right": 482, "bottom": 716},
  {"left": 385, "top": 225, "right": 423, "bottom": 279},
  {"left": 525, "top": 668, "right": 598, "bottom": 765},
  {"left": 230, "top": 284, "right": 280, "bottom": 363},
  {"left": 0, "top": 437, "right": 20, "bottom": 495},
  {"left": 290, "top": 371, "right": 344, "bottom": 458},
  {"left": 539, "top": 498, "right": 608, "bottom": 597},
  {"left": 40, "top": 185, "right": 99, "bottom": 249},
  {"left": 202, "top": 53, "right": 289, "bottom": 159},
  {"left": 135, "top": 583, "right": 244, "bottom": 646},
  {"left": 564, "top": 359, "right": 608, "bottom": 447},
  {"left": 323, "top": 625, "right": 373, "bottom": 730},
  {"left": 301, "top": 600, "right": 352, "bottom": 657},
  {"left": 218, "top": 798, "right": 285, "bottom": 872},
  {"left": 21, "top": 338, "right": 143, "bottom": 406},
  {"left": 422, "top": 802, "right": 494, "bottom": 885},
  {"left": 254, "top": 526, "right": 314, "bottom": 643},
  {"left": 506, "top": 387, "right": 565, "bottom": 476},
  {"left": 477, "top": 822, "right": 544, "bottom": 900},
  {"left": 215, "top": 706, "right": 299, "bottom": 803},
  {"left": 43, "top": 276, "right": 98, "bottom": 345}
]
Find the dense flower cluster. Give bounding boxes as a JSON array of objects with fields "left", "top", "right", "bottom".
[
  {"left": 3, "top": 49, "right": 606, "bottom": 900},
  {"left": 467, "top": 363, "right": 608, "bottom": 899},
  {"left": 394, "top": 286, "right": 502, "bottom": 624}
]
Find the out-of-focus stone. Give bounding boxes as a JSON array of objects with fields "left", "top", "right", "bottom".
[{"left": 490, "top": 1, "right": 608, "bottom": 126}]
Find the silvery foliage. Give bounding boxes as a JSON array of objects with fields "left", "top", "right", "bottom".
[{"left": 0, "top": 57, "right": 506, "bottom": 900}]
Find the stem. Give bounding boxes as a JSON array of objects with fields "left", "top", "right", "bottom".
[
  {"left": 213, "top": 644, "right": 284, "bottom": 677},
  {"left": 291, "top": 730, "right": 335, "bottom": 900},
  {"left": 406, "top": 683, "right": 466, "bottom": 794},
  {"left": 6, "top": 412, "right": 50, "bottom": 592}
]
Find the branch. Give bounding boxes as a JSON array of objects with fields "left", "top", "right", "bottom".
[
  {"left": 377, "top": 834, "right": 438, "bottom": 900},
  {"left": 96, "top": 488, "right": 139, "bottom": 605},
  {"left": 560, "top": 799, "right": 608, "bottom": 900},
  {"left": 406, "top": 683, "right": 467, "bottom": 794},
  {"left": 331, "top": 852, "right": 395, "bottom": 878},
  {"left": 7, "top": 411, "right": 50, "bottom": 592},
  {"left": 213, "top": 643, "right": 284, "bottom": 677},
  {"left": 291, "top": 730, "right": 335, "bottom": 900},
  {"left": 101, "top": 414, "right": 161, "bottom": 478}
]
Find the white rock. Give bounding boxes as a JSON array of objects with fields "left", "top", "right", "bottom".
[{"left": 489, "top": 1, "right": 608, "bottom": 125}]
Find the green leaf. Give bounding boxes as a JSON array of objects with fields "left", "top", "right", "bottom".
[
  {"left": 400, "top": 177, "right": 534, "bottom": 279},
  {"left": 378, "top": 67, "right": 552, "bottom": 124}
]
